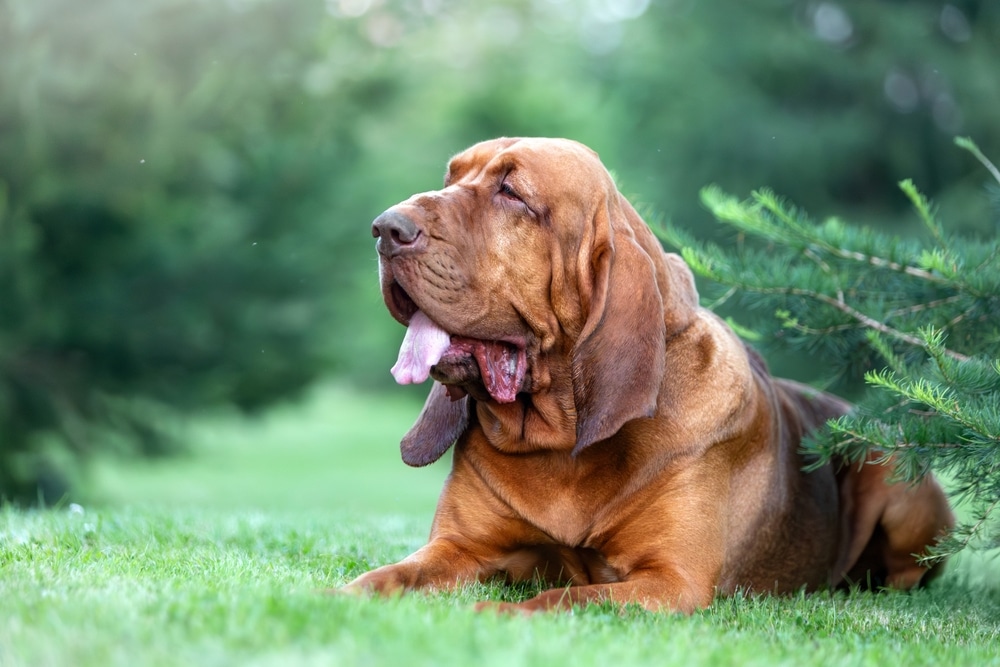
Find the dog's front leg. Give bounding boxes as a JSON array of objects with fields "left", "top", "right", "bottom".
[
  {"left": 340, "top": 537, "right": 494, "bottom": 596},
  {"left": 476, "top": 567, "right": 716, "bottom": 615}
]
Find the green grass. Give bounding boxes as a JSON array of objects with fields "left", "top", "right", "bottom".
[
  {"left": 86, "top": 383, "right": 449, "bottom": 516},
  {"left": 2, "top": 384, "right": 1000, "bottom": 666}
]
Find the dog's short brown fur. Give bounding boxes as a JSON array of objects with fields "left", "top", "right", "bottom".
[{"left": 346, "top": 137, "right": 954, "bottom": 613}]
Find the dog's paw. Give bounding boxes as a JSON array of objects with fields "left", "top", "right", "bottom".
[
  {"left": 324, "top": 582, "right": 374, "bottom": 597},
  {"left": 334, "top": 565, "right": 414, "bottom": 597},
  {"left": 473, "top": 600, "right": 539, "bottom": 615}
]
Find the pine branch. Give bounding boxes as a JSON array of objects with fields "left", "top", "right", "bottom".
[
  {"left": 836, "top": 249, "right": 946, "bottom": 283},
  {"left": 869, "top": 366, "right": 1000, "bottom": 443},
  {"left": 930, "top": 496, "right": 1000, "bottom": 559},
  {"left": 703, "top": 185, "right": 994, "bottom": 296},
  {"left": 705, "top": 285, "right": 738, "bottom": 310},
  {"left": 956, "top": 136, "right": 1000, "bottom": 187},
  {"left": 675, "top": 144, "right": 1000, "bottom": 557},
  {"left": 865, "top": 331, "right": 910, "bottom": 375},
  {"left": 739, "top": 188, "right": 950, "bottom": 283},
  {"left": 899, "top": 179, "right": 950, "bottom": 260},
  {"left": 706, "top": 279, "right": 972, "bottom": 362},
  {"left": 885, "top": 295, "right": 965, "bottom": 320}
]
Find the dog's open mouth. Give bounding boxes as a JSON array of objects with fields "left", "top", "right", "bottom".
[{"left": 388, "top": 290, "right": 526, "bottom": 404}]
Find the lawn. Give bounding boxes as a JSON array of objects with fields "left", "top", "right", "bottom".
[{"left": 2, "top": 384, "right": 999, "bottom": 666}]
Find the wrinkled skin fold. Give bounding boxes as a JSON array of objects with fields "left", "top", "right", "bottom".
[{"left": 344, "top": 137, "right": 955, "bottom": 613}]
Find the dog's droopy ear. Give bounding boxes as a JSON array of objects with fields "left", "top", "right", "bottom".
[
  {"left": 401, "top": 382, "right": 469, "bottom": 467},
  {"left": 571, "top": 198, "right": 666, "bottom": 456}
]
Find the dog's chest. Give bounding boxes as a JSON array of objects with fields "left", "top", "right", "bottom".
[
  {"left": 475, "top": 452, "right": 623, "bottom": 547},
  {"left": 520, "top": 488, "right": 594, "bottom": 546}
]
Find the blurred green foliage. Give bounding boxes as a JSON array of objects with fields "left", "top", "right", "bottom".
[{"left": 1, "top": 0, "right": 998, "bottom": 501}]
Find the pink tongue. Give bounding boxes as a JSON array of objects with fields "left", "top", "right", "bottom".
[
  {"left": 390, "top": 310, "right": 526, "bottom": 403},
  {"left": 391, "top": 310, "right": 451, "bottom": 384}
]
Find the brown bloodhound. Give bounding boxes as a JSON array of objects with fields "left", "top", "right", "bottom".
[{"left": 345, "top": 137, "right": 954, "bottom": 613}]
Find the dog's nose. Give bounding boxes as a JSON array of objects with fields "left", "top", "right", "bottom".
[{"left": 372, "top": 209, "right": 422, "bottom": 257}]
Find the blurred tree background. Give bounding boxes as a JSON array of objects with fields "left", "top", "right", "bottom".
[{"left": 1, "top": 0, "right": 998, "bottom": 502}]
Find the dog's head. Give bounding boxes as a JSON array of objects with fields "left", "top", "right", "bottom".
[{"left": 372, "top": 137, "right": 697, "bottom": 465}]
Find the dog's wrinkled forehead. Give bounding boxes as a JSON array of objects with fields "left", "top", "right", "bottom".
[{"left": 444, "top": 137, "right": 605, "bottom": 188}]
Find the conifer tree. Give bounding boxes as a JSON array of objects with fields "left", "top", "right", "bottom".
[{"left": 660, "top": 138, "right": 1000, "bottom": 558}]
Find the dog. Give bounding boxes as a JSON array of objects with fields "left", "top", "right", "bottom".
[{"left": 344, "top": 137, "right": 954, "bottom": 613}]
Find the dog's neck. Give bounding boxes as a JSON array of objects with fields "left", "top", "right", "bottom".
[{"left": 472, "top": 354, "right": 579, "bottom": 454}]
